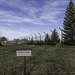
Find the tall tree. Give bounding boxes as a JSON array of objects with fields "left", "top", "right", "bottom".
[
  {"left": 63, "top": 0, "right": 75, "bottom": 45},
  {"left": 45, "top": 33, "right": 51, "bottom": 45},
  {"left": 51, "top": 29, "right": 59, "bottom": 45}
]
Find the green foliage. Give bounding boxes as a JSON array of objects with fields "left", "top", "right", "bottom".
[
  {"left": 26, "top": 29, "right": 59, "bottom": 46},
  {"left": 0, "top": 36, "right": 8, "bottom": 43},
  {"left": 63, "top": 0, "right": 75, "bottom": 45},
  {"left": 51, "top": 29, "right": 59, "bottom": 45},
  {"left": 27, "top": 39, "right": 34, "bottom": 45},
  {"left": 45, "top": 33, "right": 51, "bottom": 45},
  {"left": 56, "top": 43, "right": 62, "bottom": 47}
]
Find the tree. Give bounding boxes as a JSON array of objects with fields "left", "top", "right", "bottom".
[
  {"left": 63, "top": 0, "right": 75, "bottom": 45},
  {"left": 45, "top": 33, "right": 51, "bottom": 45},
  {"left": 0, "top": 37, "right": 8, "bottom": 43},
  {"left": 51, "top": 29, "right": 59, "bottom": 45}
]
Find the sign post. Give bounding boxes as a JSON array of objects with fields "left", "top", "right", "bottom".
[
  {"left": 24, "top": 56, "right": 26, "bottom": 75},
  {"left": 16, "top": 50, "right": 31, "bottom": 75}
]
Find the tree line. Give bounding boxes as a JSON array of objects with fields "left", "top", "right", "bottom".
[{"left": 27, "top": 29, "right": 60, "bottom": 46}]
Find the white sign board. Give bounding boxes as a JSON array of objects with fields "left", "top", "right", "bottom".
[{"left": 16, "top": 50, "right": 31, "bottom": 56}]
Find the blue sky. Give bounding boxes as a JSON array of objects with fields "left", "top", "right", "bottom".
[{"left": 0, "top": 0, "right": 75, "bottom": 40}]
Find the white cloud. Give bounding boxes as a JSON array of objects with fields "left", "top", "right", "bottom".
[
  {"left": 39, "top": 10, "right": 61, "bottom": 23},
  {"left": 0, "top": 0, "right": 44, "bottom": 25},
  {"left": 0, "top": 0, "right": 38, "bottom": 18},
  {"left": 20, "top": 28, "right": 37, "bottom": 34},
  {"left": 38, "top": 0, "right": 68, "bottom": 24},
  {"left": 45, "top": 0, "right": 69, "bottom": 7},
  {"left": 0, "top": 0, "right": 70, "bottom": 26},
  {"left": 0, "top": 10, "right": 33, "bottom": 23},
  {"left": 0, "top": 27, "right": 23, "bottom": 40},
  {"left": 0, "top": 10, "right": 46, "bottom": 25},
  {"left": 0, "top": 26, "right": 37, "bottom": 40},
  {"left": 0, "top": 0, "right": 25, "bottom": 9},
  {"left": 0, "top": 0, "right": 6, "bottom": 4}
]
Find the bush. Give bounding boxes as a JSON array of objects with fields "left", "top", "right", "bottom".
[{"left": 0, "top": 43, "right": 3, "bottom": 46}]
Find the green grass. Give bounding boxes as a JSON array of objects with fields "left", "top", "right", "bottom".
[{"left": 0, "top": 44, "right": 75, "bottom": 75}]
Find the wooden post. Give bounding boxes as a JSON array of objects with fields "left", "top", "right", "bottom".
[{"left": 23, "top": 56, "right": 26, "bottom": 75}]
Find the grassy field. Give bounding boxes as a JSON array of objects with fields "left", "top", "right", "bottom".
[{"left": 0, "top": 44, "right": 75, "bottom": 75}]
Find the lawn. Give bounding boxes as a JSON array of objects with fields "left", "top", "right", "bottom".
[{"left": 0, "top": 44, "right": 75, "bottom": 75}]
